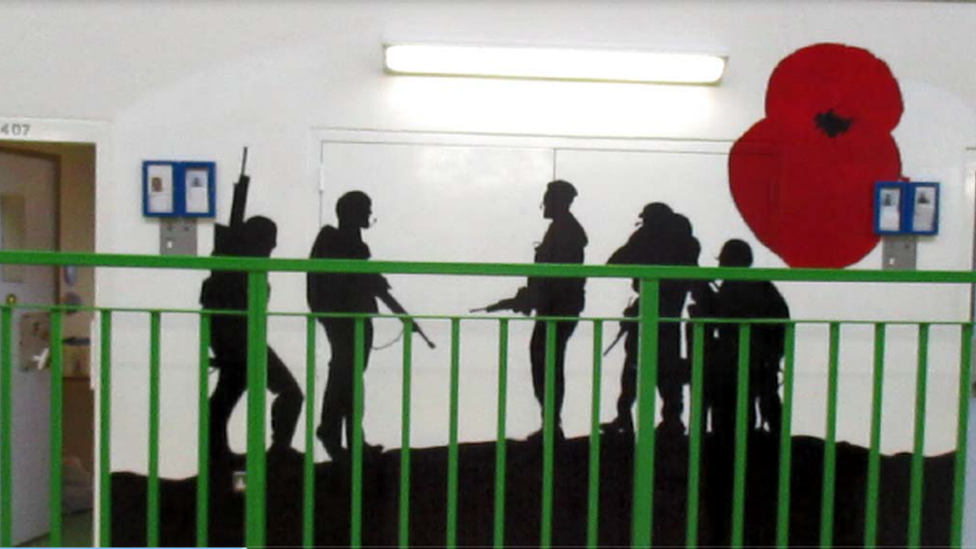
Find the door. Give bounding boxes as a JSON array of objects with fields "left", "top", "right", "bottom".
[{"left": 0, "top": 149, "right": 57, "bottom": 545}]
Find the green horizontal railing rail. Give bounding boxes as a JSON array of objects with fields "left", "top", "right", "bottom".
[
  {"left": 2, "top": 249, "right": 976, "bottom": 283},
  {"left": 0, "top": 250, "right": 971, "bottom": 549}
]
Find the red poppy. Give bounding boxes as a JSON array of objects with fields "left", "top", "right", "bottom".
[{"left": 729, "top": 43, "right": 903, "bottom": 268}]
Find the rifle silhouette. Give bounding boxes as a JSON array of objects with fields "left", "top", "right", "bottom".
[
  {"left": 603, "top": 327, "right": 626, "bottom": 356},
  {"left": 470, "top": 288, "right": 529, "bottom": 314},
  {"left": 378, "top": 290, "right": 436, "bottom": 349},
  {"left": 230, "top": 146, "right": 249, "bottom": 227},
  {"left": 214, "top": 147, "right": 250, "bottom": 255},
  {"left": 470, "top": 296, "right": 521, "bottom": 314}
]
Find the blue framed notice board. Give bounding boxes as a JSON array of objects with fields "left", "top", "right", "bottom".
[
  {"left": 873, "top": 181, "right": 939, "bottom": 236},
  {"left": 143, "top": 160, "right": 216, "bottom": 218}
]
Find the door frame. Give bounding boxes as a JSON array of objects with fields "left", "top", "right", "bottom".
[
  {"left": 0, "top": 116, "right": 110, "bottom": 545},
  {"left": 965, "top": 148, "right": 976, "bottom": 547}
]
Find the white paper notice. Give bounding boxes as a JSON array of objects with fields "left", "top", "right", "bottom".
[
  {"left": 878, "top": 188, "right": 901, "bottom": 231},
  {"left": 912, "top": 187, "right": 936, "bottom": 232},
  {"left": 185, "top": 168, "right": 211, "bottom": 214},
  {"left": 147, "top": 164, "right": 174, "bottom": 214}
]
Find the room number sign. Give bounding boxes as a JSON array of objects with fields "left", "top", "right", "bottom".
[{"left": 0, "top": 122, "right": 31, "bottom": 138}]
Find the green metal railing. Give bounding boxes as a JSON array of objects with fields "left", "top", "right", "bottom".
[{"left": 0, "top": 250, "right": 972, "bottom": 548}]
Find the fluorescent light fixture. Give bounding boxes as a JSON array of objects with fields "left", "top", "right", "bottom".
[{"left": 384, "top": 44, "right": 726, "bottom": 84}]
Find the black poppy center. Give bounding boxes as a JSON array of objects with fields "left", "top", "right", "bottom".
[{"left": 814, "top": 109, "right": 853, "bottom": 138}]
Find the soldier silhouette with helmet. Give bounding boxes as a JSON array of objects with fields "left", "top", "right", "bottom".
[
  {"left": 308, "top": 190, "right": 433, "bottom": 461},
  {"left": 603, "top": 203, "right": 700, "bottom": 436}
]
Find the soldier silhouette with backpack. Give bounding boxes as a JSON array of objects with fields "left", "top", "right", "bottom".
[
  {"left": 603, "top": 203, "right": 700, "bottom": 436},
  {"left": 200, "top": 149, "right": 302, "bottom": 465}
]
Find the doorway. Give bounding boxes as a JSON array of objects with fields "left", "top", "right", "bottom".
[{"left": 0, "top": 140, "right": 96, "bottom": 546}]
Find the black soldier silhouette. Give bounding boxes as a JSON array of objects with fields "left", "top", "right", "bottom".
[
  {"left": 698, "top": 239, "right": 790, "bottom": 441},
  {"left": 478, "top": 180, "right": 587, "bottom": 441},
  {"left": 308, "top": 190, "right": 433, "bottom": 461},
  {"left": 200, "top": 149, "right": 303, "bottom": 465},
  {"left": 603, "top": 203, "right": 700, "bottom": 436}
]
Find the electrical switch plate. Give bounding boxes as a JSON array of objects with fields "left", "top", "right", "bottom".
[
  {"left": 160, "top": 218, "right": 197, "bottom": 256},
  {"left": 881, "top": 235, "right": 916, "bottom": 270}
]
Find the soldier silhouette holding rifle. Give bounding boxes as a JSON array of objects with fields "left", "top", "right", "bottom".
[
  {"left": 476, "top": 180, "right": 587, "bottom": 441},
  {"left": 200, "top": 148, "right": 303, "bottom": 465},
  {"left": 308, "top": 190, "right": 434, "bottom": 461}
]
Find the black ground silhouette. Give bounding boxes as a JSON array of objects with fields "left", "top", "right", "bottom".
[{"left": 110, "top": 431, "right": 955, "bottom": 547}]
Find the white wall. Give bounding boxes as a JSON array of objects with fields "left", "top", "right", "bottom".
[{"left": 1, "top": 1, "right": 975, "bottom": 485}]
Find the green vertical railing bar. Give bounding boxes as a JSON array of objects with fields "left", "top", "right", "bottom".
[
  {"left": 907, "top": 323, "right": 930, "bottom": 548},
  {"left": 99, "top": 312, "right": 113, "bottom": 548},
  {"left": 494, "top": 319, "right": 509, "bottom": 549},
  {"left": 350, "top": 317, "right": 365, "bottom": 549},
  {"left": 730, "top": 324, "right": 751, "bottom": 549},
  {"left": 196, "top": 314, "right": 210, "bottom": 548},
  {"left": 398, "top": 319, "right": 414, "bottom": 549},
  {"left": 0, "top": 306, "right": 12, "bottom": 548},
  {"left": 587, "top": 320, "right": 603, "bottom": 549},
  {"left": 685, "top": 322, "right": 705, "bottom": 548},
  {"left": 775, "top": 323, "right": 797, "bottom": 548},
  {"left": 819, "top": 322, "right": 841, "bottom": 549},
  {"left": 246, "top": 272, "right": 269, "bottom": 549},
  {"left": 446, "top": 318, "right": 461, "bottom": 549},
  {"left": 863, "top": 323, "right": 887, "bottom": 548},
  {"left": 540, "top": 319, "right": 557, "bottom": 549},
  {"left": 49, "top": 311, "right": 63, "bottom": 547},
  {"left": 304, "top": 317, "right": 316, "bottom": 549},
  {"left": 147, "top": 311, "right": 161, "bottom": 547},
  {"left": 950, "top": 324, "right": 972, "bottom": 547},
  {"left": 631, "top": 278, "right": 659, "bottom": 549}
]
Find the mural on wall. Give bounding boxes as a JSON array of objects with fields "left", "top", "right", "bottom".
[
  {"left": 729, "top": 43, "right": 904, "bottom": 268},
  {"left": 111, "top": 46, "right": 958, "bottom": 548}
]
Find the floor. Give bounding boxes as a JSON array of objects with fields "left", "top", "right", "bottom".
[{"left": 19, "top": 511, "right": 93, "bottom": 547}]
